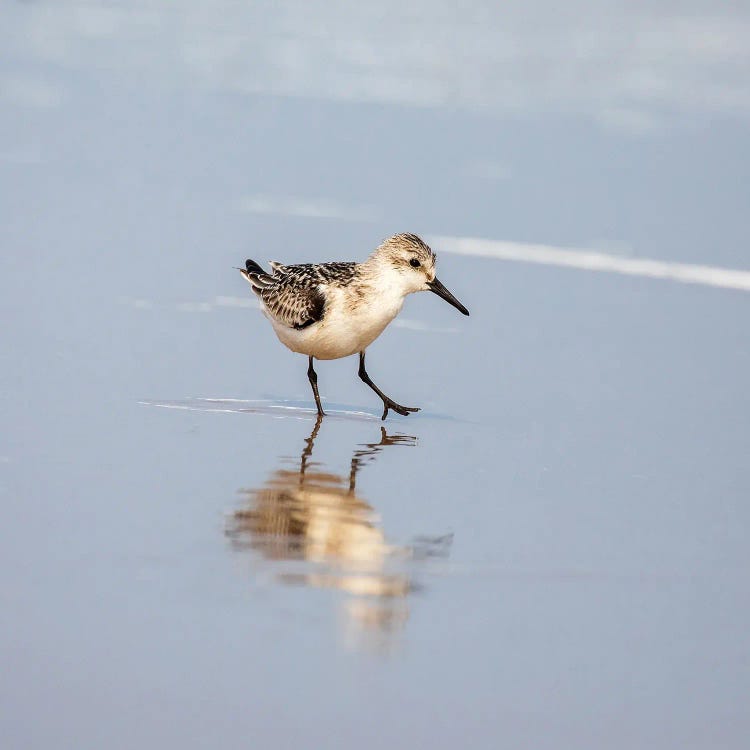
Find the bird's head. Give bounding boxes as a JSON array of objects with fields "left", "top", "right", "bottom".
[{"left": 368, "top": 233, "right": 469, "bottom": 316}]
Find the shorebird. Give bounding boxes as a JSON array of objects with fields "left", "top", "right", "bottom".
[{"left": 238, "top": 233, "right": 469, "bottom": 419}]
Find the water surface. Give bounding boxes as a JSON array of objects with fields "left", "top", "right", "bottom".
[{"left": 2, "top": 2, "right": 749, "bottom": 748}]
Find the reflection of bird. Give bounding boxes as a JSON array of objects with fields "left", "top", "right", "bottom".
[
  {"left": 227, "top": 418, "right": 452, "bottom": 651},
  {"left": 229, "top": 417, "right": 415, "bottom": 598},
  {"left": 238, "top": 233, "right": 469, "bottom": 419}
]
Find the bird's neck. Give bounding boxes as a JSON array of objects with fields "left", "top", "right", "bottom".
[{"left": 358, "top": 257, "right": 412, "bottom": 300}]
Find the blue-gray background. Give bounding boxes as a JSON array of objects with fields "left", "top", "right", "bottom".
[{"left": 1, "top": 3, "right": 748, "bottom": 748}]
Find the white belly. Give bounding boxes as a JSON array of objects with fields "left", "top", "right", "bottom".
[{"left": 265, "top": 286, "right": 404, "bottom": 360}]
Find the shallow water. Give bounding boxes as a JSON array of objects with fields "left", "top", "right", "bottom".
[{"left": 2, "top": 3, "right": 750, "bottom": 748}]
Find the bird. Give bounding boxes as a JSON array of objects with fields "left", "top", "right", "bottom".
[{"left": 238, "top": 233, "right": 469, "bottom": 419}]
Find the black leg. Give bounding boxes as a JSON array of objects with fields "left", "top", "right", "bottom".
[
  {"left": 358, "top": 351, "right": 420, "bottom": 420},
  {"left": 307, "top": 356, "right": 325, "bottom": 417}
]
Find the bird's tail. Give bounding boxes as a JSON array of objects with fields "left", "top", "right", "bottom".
[
  {"left": 239, "top": 258, "right": 274, "bottom": 292},
  {"left": 244, "top": 259, "right": 266, "bottom": 276}
]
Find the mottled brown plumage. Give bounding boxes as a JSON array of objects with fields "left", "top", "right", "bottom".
[{"left": 243, "top": 260, "right": 358, "bottom": 330}]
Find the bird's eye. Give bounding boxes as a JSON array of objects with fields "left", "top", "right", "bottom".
[{"left": 409, "top": 258, "right": 421, "bottom": 268}]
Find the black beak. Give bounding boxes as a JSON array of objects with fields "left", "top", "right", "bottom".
[{"left": 427, "top": 277, "right": 470, "bottom": 316}]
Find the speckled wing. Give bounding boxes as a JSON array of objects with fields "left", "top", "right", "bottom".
[
  {"left": 259, "top": 270, "right": 326, "bottom": 330},
  {"left": 241, "top": 261, "right": 357, "bottom": 330}
]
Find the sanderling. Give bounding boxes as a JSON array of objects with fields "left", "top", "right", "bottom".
[{"left": 238, "top": 233, "right": 469, "bottom": 419}]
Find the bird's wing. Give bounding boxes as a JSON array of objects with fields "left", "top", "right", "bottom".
[
  {"left": 258, "top": 266, "right": 327, "bottom": 330},
  {"left": 241, "top": 261, "right": 358, "bottom": 330},
  {"left": 269, "top": 261, "right": 288, "bottom": 274}
]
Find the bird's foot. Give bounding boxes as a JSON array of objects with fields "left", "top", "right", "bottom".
[{"left": 381, "top": 399, "right": 420, "bottom": 420}]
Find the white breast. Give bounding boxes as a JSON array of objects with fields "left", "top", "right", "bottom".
[{"left": 265, "top": 283, "right": 405, "bottom": 361}]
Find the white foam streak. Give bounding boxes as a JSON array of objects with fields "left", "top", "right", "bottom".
[
  {"left": 236, "top": 194, "right": 377, "bottom": 222},
  {"left": 432, "top": 235, "right": 750, "bottom": 293},
  {"left": 392, "top": 318, "right": 459, "bottom": 334},
  {"left": 119, "top": 295, "right": 261, "bottom": 312}
]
